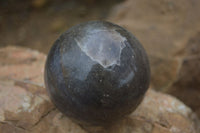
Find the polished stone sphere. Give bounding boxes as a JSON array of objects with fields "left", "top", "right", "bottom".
[{"left": 44, "top": 21, "right": 150, "bottom": 126}]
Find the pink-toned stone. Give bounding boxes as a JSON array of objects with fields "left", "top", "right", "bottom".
[
  {"left": 0, "top": 46, "right": 54, "bottom": 130},
  {"left": 31, "top": 89, "right": 200, "bottom": 133},
  {"left": 0, "top": 46, "right": 199, "bottom": 133},
  {"left": 108, "top": 0, "right": 200, "bottom": 89},
  {"left": 166, "top": 32, "right": 200, "bottom": 117}
]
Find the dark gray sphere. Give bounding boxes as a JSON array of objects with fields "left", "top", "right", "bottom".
[{"left": 44, "top": 21, "right": 150, "bottom": 126}]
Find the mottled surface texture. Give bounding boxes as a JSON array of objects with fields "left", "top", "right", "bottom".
[
  {"left": 108, "top": 0, "right": 200, "bottom": 118},
  {"left": 44, "top": 21, "right": 150, "bottom": 126},
  {"left": 0, "top": 46, "right": 199, "bottom": 133}
]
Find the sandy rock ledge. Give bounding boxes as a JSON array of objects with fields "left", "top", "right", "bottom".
[{"left": 0, "top": 46, "right": 199, "bottom": 133}]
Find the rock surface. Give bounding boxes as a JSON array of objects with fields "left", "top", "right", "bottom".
[
  {"left": 108, "top": 0, "right": 200, "bottom": 89},
  {"left": 108, "top": 0, "right": 200, "bottom": 117},
  {"left": 166, "top": 32, "right": 200, "bottom": 117},
  {"left": 0, "top": 46, "right": 200, "bottom": 132},
  {"left": 0, "top": 47, "right": 54, "bottom": 130}
]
